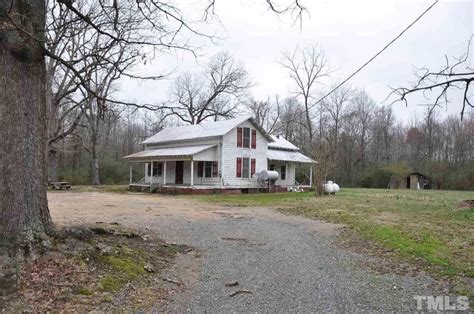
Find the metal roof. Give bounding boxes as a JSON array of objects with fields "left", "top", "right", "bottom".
[
  {"left": 123, "top": 144, "right": 216, "bottom": 161},
  {"left": 142, "top": 116, "right": 273, "bottom": 145},
  {"left": 268, "top": 135, "right": 300, "bottom": 151},
  {"left": 267, "top": 149, "right": 315, "bottom": 163}
]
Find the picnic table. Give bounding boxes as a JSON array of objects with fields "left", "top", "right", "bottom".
[{"left": 49, "top": 181, "right": 71, "bottom": 190}]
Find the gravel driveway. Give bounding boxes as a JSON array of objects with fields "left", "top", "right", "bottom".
[{"left": 49, "top": 191, "right": 443, "bottom": 312}]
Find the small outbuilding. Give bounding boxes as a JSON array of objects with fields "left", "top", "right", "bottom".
[{"left": 389, "top": 172, "right": 432, "bottom": 190}]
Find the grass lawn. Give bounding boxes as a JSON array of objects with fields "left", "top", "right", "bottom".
[{"left": 200, "top": 188, "right": 474, "bottom": 289}]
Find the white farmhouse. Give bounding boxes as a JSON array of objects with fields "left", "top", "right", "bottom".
[{"left": 124, "top": 116, "right": 314, "bottom": 193}]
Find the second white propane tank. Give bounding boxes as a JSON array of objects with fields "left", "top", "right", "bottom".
[
  {"left": 259, "top": 170, "right": 280, "bottom": 181},
  {"left": 323, "top": 181, "right": 340, "bottom": 194}
]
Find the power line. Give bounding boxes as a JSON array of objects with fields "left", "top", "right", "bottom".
[{"left": 313, "top": 0, "right": 439, "bottom": 107}]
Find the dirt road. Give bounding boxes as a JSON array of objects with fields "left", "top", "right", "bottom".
[{"left": 49, "top": 191, "right": 442, "bottom": 312}]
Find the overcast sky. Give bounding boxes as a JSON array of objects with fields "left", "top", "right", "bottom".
[{"left": 118, "top": 0, "right": 473, "bottom": 122}]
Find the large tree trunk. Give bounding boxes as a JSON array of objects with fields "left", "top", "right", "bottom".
[
  {"left": 0, "top": 0, "right": 54, "bottom": 247},
  {"left": 90, "top": 122, "right": 100, "bottom": 186},
  {"left": 91, "top": 151, "right": 100, "bottom": 186}
]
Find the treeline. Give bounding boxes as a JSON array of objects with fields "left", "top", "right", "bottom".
[
  {"left": 248, "top": 97, "right": 474, "bottom": 190},
  {"left": 51, "top": 93, "right": 473, "bottom": 190},
  {"left": 47, "top": 35, "right": 473, "bottom": 190}
]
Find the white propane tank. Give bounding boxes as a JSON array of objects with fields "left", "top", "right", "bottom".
[
  {"left": 259, "top": 170, "right": 280, "bottom": 181},
  {"left": 323, "top": 181, "right": 340, "bottom": 194}
]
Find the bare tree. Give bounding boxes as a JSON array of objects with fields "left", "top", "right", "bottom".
[
  {"left": 280, "top": 45, "right": 331, "bottom": 141},
  {"left": 350, "top": 89, "right": 375, "bottom": 170},
  {"left": 322, "top": 83, "right": 353, "bottom": 157},
  {"left": 81, "top": 68, "right": 121, "bottom": 186},
  {"left": 369, "top": 105, "right": 395, "bottom": 164},
  {"left": 246, "top": 96, "right": 281, "bottom": 134},
  {"left": 0, "top": 0, "right": 306, "bottom": 246},
  {"left": 392, "top": 36, "right": 474, "bottom": 119},
  {"left": 421, "top": 105, "right": 441, "bottom": 161},
  {"left": 273, "top": 97, "right": 309, "bottom": 148},
  {"left": 311, "top": 141, "right": 336, "bottom": 195},
  {"left": 169, "top": 52, "right": 251, "bottom": 124}
]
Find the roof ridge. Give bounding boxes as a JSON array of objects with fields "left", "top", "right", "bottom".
[{"left": 141, "top": 115, "right": 266, "bottom": 145}]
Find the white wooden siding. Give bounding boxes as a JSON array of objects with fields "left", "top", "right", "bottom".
[
  {"left": 268, "top": 161, "right": 296, "bottom": 187},
  {"left": 145, "top": 161, "right": 221, "bottom": 185},
  {"left": 194, "top": 147, "right": 218, "bottom": 161},
  {"left": 221, "top": 120, "right": 268, "bottom": 187}
]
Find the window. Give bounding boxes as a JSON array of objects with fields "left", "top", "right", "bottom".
[
  {"left": 153, "top": 163, "right": 162, "bottom": 176},
  {"left": 242, "top": 158, "right": 250, "bottom": 178},
  {"left": 270, "top": 164, "right": 275, "bottom": 171},
  {"left": 280, "top": 164, "right": 286, "bottom": 180},
  {"left": 243, "top": 127, "right": 250, "bottom": 148},
  {"left": 199, "top": 161, "right": 218, "bottom": 178},
  {"left": 197, "top": 161, "right": 204, "bottom": 177},
  {"left": 147, "top": 162, "right": 162, "bottom": 176},
  {"left": 251, "top": 130, "right": 256, "bottom": 149},
  {"left": 237, "top": 127, "right": 243, "bottom": 147},
  {"left": 204, "top": 161, "right": 212, "bottom": 178}
]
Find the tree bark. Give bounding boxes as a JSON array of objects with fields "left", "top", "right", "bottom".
[
  {"left": 91, "top": 149, "right": 100, "bottom": 186},
  {"left": 0, "top": 0, "right": 54, "bottom": 247},
  {"left": 90, "top": 116, "right": 100, "bottom": 186}
]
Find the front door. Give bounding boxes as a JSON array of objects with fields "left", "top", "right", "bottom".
[{"left": 175, "top": 161, "right": 184, "bottom": 184}]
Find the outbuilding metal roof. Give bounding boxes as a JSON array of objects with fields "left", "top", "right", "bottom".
[
  {"left": 123, "top": 144, "right": 216, "bottom": 161},
  {"left": 142, "top": 116, "right": 273, "bottom": 145},
  {"left": 268, "top": 135, "right": 300, "bottom": 151},
  {"left": 267, "top": 149, "right": 315, "bottom": 163}
]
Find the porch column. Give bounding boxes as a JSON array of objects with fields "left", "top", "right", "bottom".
[
  {"left": 190, "top": 160, "right": 194, "bottom": 186},
  {"left": 129, "top": 164, "right": 132, "bottom": 184},
  {"left": 150, "top": 161, "right": 154, "bottom": 182},
  {"left": 163, "top": 161, "right": 167, "bottom": 184},
  {"left": 309, "top": 165, "right": 313, "bottom": 186}
]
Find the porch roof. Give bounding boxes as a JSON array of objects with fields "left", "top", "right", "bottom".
[
  {"left": 123, "top": 144, "right": 216, "bottom": 161},
  {"left": 267, "top": 149, "right": 315, "bottom": 163}
]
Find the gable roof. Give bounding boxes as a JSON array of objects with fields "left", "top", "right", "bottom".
[
  {"left": 142, "top": 116, "right": 273, "bottom": 145},
  {"left": 268, "top": 135, "right": 300, "bottom": 151}
]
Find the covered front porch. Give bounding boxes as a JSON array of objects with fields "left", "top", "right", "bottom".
[
  {"left": 267, "top": 149, "right": 315, "bottom": 190},
  {"left": 124, "top": 145, "right": 221, "bottom": 192}
]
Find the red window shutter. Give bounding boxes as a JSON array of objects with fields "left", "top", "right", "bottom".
[
  {"left": 197, "top": 161, "right": 203, "bottom": 177},
  {"left": 237, "top": 127, "right": 243, "bottom": 147},
  {"left": 236, "top": 158, "right": 242, "bottom": 177},
  {"left": 251, "top": 130, "right": 257, "bottom": 149},
  {"left": 212, "top": 161, "right": 218, "bottom": 177},
  {"left": 251, "top": 158, "right": 256, "bottom": 176}
]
